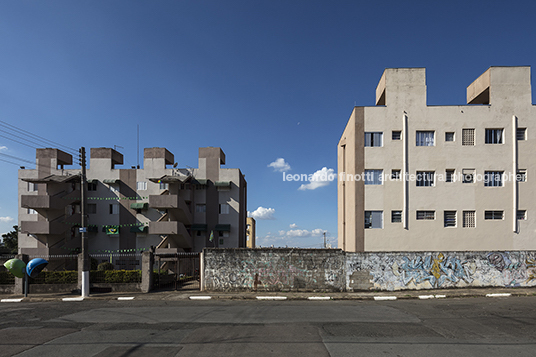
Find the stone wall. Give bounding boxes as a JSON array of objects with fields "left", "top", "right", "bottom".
[
  {"left": 203, "top": 248, "right": 345, "bottom": 292},
  {"left": 203, "top": 248, "right": 536, "bottom": 292}
]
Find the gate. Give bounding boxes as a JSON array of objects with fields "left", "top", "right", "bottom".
[{"left": 153, "top": 252, "right": 200, "bottom": 291}]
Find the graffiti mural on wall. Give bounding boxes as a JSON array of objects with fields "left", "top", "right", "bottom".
[{"left": 486, "top": 252, "right": 536, "bottom": 287}]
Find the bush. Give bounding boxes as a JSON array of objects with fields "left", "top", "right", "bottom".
[
  {"left": 20, "top": 270, "right": 141, "bottom": 284},
  {"left": 91, "top": 270, "right": 141, "bottom": 283},
  {"left": 97, "top": 262, "right": 114, "bottom": 271},
  {"left": 0, "top": 271, "right": 15, "bottom": 284}
]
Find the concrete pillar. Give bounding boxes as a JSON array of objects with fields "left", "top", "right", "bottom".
[
  {"left": 77, "top": 253, "right": 83, "bottom": 291},
  {"left": 14, "top": 254, "right": 29, "bottom": 295},
  {"left": 141, "top": 251, "right": 154, "bottom": 293}
]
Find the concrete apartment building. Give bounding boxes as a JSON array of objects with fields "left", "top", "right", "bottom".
[
  {"left": 246, "top": 217, "right": 256, "bottom": 248},
  {"left": 18, "top": 146, "right": 247, "bottom": 259},
  {"left": 338, "top": 66, "right": 536, "bottom": 252}
]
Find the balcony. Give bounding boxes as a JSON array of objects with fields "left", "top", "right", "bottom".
[
  {"left": 20, "top": 220, "right": 67, "bottom": 235},
  {"left": 21, "top": 195, "right": 64, "bottom": 210},
  {"left": 149, "top": 221, "right": 192, "bottom": 249},
  {"left": 149, "top": 194, "right": 192, "bottom": 224}
]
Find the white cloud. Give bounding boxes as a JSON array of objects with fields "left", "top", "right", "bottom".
[
  {"left": 0, "top": 216, "right": 14, "bottom": 223},
  {"left": 298, "top": 167, "right": 335, "bottom": 191},
  {"left": 289, "top": 223, "right": 298, "bottom": 229},
  {"left": 285, "top": 228, "right": 326, "bottom": 238},
  {"left": 268, "top": 158, "right": 291, "bottom": 172},
  {"left": 0, "top": 146, "right": 7, "bottom": 151},
  {"left": 311, "top": 228, "right": 326, "bottom": 236},
  {"left": 250, "top": 206, "right": 276, "bottom": 220}
]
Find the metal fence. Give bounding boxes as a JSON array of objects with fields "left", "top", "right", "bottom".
[
  {"left": 153, "top": 252, "right": 200, "bottom": 291},
  {"left": 0, "top": 255, "right": 16, "bottom": 285}
]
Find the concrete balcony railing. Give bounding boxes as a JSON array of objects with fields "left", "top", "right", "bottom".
[
  {"left": 21, "top": 190, "right": 80, "bottom": 211},
  {"left": 149, "top": 221, "right": 193, "bottom": 249},
  {"left": 149, "top": 194, "right": 192, "bottom": 224},
  {"left": 20, "top": 220, "right": 67, "bottom": 235}
]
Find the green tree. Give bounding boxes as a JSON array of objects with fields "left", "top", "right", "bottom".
[{"left": 1, "top": 225, "right": 18, "bottom": 254}]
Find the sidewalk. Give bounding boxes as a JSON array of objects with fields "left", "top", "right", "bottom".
[{"left": 2, "top": 286, "right": 536, "bottom": 303}]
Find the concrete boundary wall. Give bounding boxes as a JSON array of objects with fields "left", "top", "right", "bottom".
[{"left": 203, "top": 248, "right": 536, "bottom": 292}]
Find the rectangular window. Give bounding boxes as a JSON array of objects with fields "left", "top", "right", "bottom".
[
  {"left": 219, "top": 238, "right": 224, "bottom": 245},
  {"left": 462, "top": 128, "right": 475, "bottom": 146},
  {"left": 109, "top": 185, "right": 119, "bottom": 193},
  {"left": 109, "top": 204, "right": 119, "bottom": 215},
  {"left": 28, "top": 208, "right": 37, "bottom": 215},
  {"left": 392, "top": 131, "right": 401, "bottom": 140},
  {"left": 446, "top": 169, "right": 455, "bottom": 183},
  {"left": 391, "top": 170, "right": 401, "bottom": 180},
  {"left": 462, "top": 169, "right": 475, "bottom": 183},
  {"left": 27, "top": 182, "right": 38, "bottom": 192},
  {"left": 365, "top": 211, "right": 383, "bottom": 229},
  {"left": 485, "top": 129, "right": 503, "bottom": 144},
  {"left": 463, "top": 211, "right": 476, "bottom": 228},
  {"left": 219, "top": 203, "right": 229, "bottom": 214},
  {"left": 444, "top": 211, "right": 456, "bottom": 227},
  {"left": 484, "top": 171, "right": 504, "bottom": 187},
  {"left": 416, "top": 211, "right": 435, "bottom": 220},
  {"left": 517, "top": 128, "right": 526, "bottom": 141},
  {"left": 391, "top": 211, "right": 402, "bottom": 223},
  {"left": 87, "top": 182, "right": 97, "bottom": 191},
  {"left": 517, "top": 170, "right": 527, "bottom": 182},
  {"left": 416, "top": 131, "right": 435, "bottom": 146},
  {"left": 365, "top": 169, "right": 383, "bottom": 185},
  {"left": 137, "top": 181, "right": 147, "bottom": 190},
  {"left": 416, "top": 171, "right": 434, "bottom": 187},
  {"left": 485, "top": 211, "right": 503, "bottom": 220},
  {"left": 87, "top": 204, "right": 97, "bottom": 214},
  {"left": 517, "top": 210, "right": 527, "bottom": 220},
  {"left": 365, "top": 132, "right": 383, "bottom": 147},
  {"left": 445, "top": 132, "right": 455, "bottom": 142},
  {"left": 159, "top": 182, "right": 169, "bottom": 190},
  {"left": 195, "top": 204, "right": 206, "bottom": 213}
]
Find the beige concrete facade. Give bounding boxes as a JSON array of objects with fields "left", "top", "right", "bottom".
[
  {"left": 338, "top": 66, "right": 536, "bottom": 252},
  {"left": 246, "top": 217, "right": 256, "bottom": 248},
  {"left": 18, "top": 147, "right": 247, "bottom": 260}
]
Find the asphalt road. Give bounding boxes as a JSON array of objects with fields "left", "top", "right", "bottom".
[{"left": 1, "top": 296, "right": 536, "bottom": 356}]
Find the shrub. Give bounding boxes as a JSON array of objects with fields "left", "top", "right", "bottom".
[{"left": 97, "top": 262, "right": 114, "bottom": 271}]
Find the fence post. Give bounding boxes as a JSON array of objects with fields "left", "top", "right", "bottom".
[
  {"left": 199, "top": 251, "right": 204, "bottom": 291},
  {"left": 14, "top": 254, "right": 29, "bottom": 295},
  {"left": 141, "top": 251, "right": 154, "bottom": 293}
]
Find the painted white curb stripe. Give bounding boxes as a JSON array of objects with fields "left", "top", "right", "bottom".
[
  {"left": 117, "top": 297, "right": 135, "bottom": 301},
  {"left": 308, "top": 296, "right": 331, "bottom": 300},
  {"left": 189, "top": 296, "right": 212, "bottom": 300},
  {"left": 62, "top": 297, "right": 84, "bottom": 302},
  {"left": 256, "top": 296, "right": 287, "bottom": 300},
  {"left": 1, "top": 298, "right": 23, "bottom": 303},
  {"left": 374, "top": 296, "right": 397, "bottom": 301},
  {"left": 486, "top": 293, "right": 511, "bottom": 298},
  {"left": 435, "top": 294, "right": 446, "bottom": 299},
  {"left": 418, "top": 295, "right": 435, "bottom": 300}
]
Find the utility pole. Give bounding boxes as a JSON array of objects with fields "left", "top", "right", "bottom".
[
  {"left": 323, "top": 231, "right": 326, "bottom": 249},
  {"left": 79, "top": 147, "right": 89, "bottom": 297}
]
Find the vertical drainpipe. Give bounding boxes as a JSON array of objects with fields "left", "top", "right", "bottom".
[
  {"left": 513, "top": 115, "right": 518, "bottom": 233},
  {"left": 403, "top": 114, "right": 409, "bottom": 230}
]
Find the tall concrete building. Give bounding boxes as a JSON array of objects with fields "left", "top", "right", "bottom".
[
  {"left": 338, "top": 66, "right": 536, "bottom": 252},
  {"left": 18, "top": 146, "right": 247, "bottom": 259},
  {"left": 246, "top": 217, "right": 256, "bottom": 248}
]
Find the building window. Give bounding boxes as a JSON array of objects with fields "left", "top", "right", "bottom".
[
  {"left": 27, "top": 182, "right": 38, "bottom": 192},
  {"left": 485, "top": 211, "right": 503, "bottom": 220},
  {"left": 219, "top": 203, "right": 229, "bottom": 214},
  {"left": 446, "top": 169, "right": 455, "bottom": 183},
  {"left": 416, "top": 131, "right": 434, "bottom": 146},
  {"left": 364, "top": 169, "right": 383, "bottom": 185},
  {"left": 365, "top": 132, "right": 383, "bottom": 147},
  {"left": 416, "top": 211, "right": 435, "bottom": 220},
  {"left": 87, "top": 182, "right": 97, "bottom": 191},
  {"left": 88, "top": 204, "right": 97, "bottom": 214},
  {"left": 391, "top": 211, "right": 402, "bottom": 223},
  {"left": 137, "top": 181, "right": 147, "bottom": 190},
  {"left": 462, "top": 128, "right": 475, "bottom": 146},
  {"left": 485, "top": 129, "right": 503, "bottom": 144},
  {"left": 159, "top": 182, "right": 169, "bottom": 190},
  {"left": 517, "top": 210, "right": 527, "bottom": 220},
  {"left": 219, "top": 239, "right": 224, "bottom": 245},
  {"left": 195, "top": 204, "right": 206, "bottom": 213},
  {"left": 365, "top": 211, "right": 383, "bottom": 229},
  {"left": 517, "top": 170, "right": 527, "bottom": 182},
  {"left": 484, "top": 171, "right": 504, "bottom": 187},
  {"left": 517, "top": 128, "right": 526, "bottom": 141},
  {"left": 463, "top": 211, "right": 476, "bottom": 228},
  {"left": 27, "top": 208, "right": 37, "bottom": 215},
  {"left": 416, "top": 171, "right": 434, "bottom": 187},
  {"left": 462, "top": 169, "right": 475, "bottom": 183},
  {"left": 109, "top": 204, "right": 119, "bottom": 215},
  {"left": 219, "top": 231, "right": 229, "bottom": 238},
  {"left": 445, "top": 132, "right": 455, "bottom": 142},
  {"left": 109, "top": 185, "right": 119, "bottom": 193},
  {"left": 391, "top": 170, "right": 401, "bottom": 180},
  {"left": 392, "top": 131, "right": 401, "bottom": 140},
  {"left": 444, "top": 211, "right": 456, "bottom": 227}
]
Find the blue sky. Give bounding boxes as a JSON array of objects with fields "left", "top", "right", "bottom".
[{"left": 1, "top": 1, "right": 536, "bottom": 247}]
